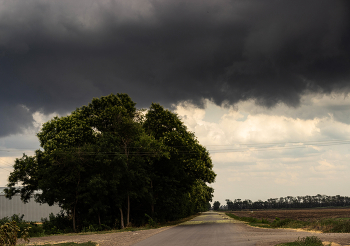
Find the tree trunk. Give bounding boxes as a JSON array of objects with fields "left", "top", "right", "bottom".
[
  {"left": 127, "top": 194, "right": 130, "bottom": 226},
  {"left": 119, "top": 207, "right": 124, "bottom": 229},
  {"left": 73, "top": 170, "right": 80, "bottom": 233},
  {"left": 150, "top": 180, "right": 154, "bottom": 216},
  {"left": 73, "top": 206, "right": 76, "bottom": 232},
  {"left": 98, "top": 212, "right": 101, "bottom": 226}
]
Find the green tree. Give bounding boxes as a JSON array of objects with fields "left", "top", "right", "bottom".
[
  {"left": 6, "top": 94, "right": 215, "bottom": 230},
  {"left": 143, "top": 103, "right": 216, "bottom": 221},
  {"left": 81, "top": 95, "right": 164, "bottom": 227},
  {"left": 6, "top": 109, "right": 96, "bottom": 232},
  {"left": 213, "top": 201, "right": 220, "bottom": 210}
]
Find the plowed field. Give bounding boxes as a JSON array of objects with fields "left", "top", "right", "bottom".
[{"left": 228, "top": 208, "right": 350, "bottom": 222}]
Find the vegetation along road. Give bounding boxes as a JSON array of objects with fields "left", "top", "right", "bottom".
[
  {"left": 133, "top": 212, "right": 350, "bottom": 246},
  {"left": 23, "top": 211, "right": 350, "bottom": 245}
]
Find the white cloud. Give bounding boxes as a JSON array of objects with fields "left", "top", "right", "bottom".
[
  {"left": 174, "top": 94, "right": 350, "bottom": 203},
  {"left": 32, "top": 111, "right": 60, "bottom": 131},
  {"left": 0, "top": 110, "right": 60, "bottom": 186}
]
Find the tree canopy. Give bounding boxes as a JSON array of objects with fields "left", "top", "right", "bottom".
[{"left": 5, "top": 94, "right": 216, "bottom": 231}]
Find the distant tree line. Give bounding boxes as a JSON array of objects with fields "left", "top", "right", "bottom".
[
  {"left": 225, "top": 194, "right": 350, "bottom": 210},
  {"left": 5, "top": 94, "right": 216, "bottom": 232}
]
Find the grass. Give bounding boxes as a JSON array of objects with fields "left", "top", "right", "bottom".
[
  {"left": 18, "top": 242, "right": 97, "bottom": 246},
  {"left": 77, "top": 213, "right": 200, "bottom": 235},
  {"left": 225, "top": 212, "right": 350, "bottom": 233},
  {"left": 17, "top": 214, "right": 201, "bottom": 245},
  {"left": 276, "top": 236, "right": 325, "bottom": 246},
  {"left": 26, "top": 213, "right": 201, "bottom": 238}
]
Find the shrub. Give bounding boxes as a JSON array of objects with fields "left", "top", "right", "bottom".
[
  {"left": 81, "top": 224, "right": 111, "bottom": 232},
  {"left": 261, "top": 218, "right": 270, "bottom": 224},
  {"left": 0, "top": 214, "right": 43, "bottom": 238},
  {"left": 41, "top": 212, "right": 73, "bottom": 234},
  {"left": 145, "top": 214, "right": 157, "bottom": 227},
  {"left": 325, "top": 220, "right": 350, "bottom": 233},
  {"left": 0, "top": 221, "right": 30, "bottom": 246},
  {"left": 272, "top": 217, "right": 293, "bottom": 227},
  {"left": 295, "top": 236, "right": 323, "bottom": 246}
]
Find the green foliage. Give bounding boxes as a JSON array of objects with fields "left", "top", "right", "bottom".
[
  {"left": 139, "top": 103, "right": 215, "bottom": 222},
  {"left": 271, "top": 217, "right": 294, "bottom": 228},
  {"left": 81, "top": 224, "right": 111, "bottom": 233},
  {"left": 226, "top": 212, "right": 350, "bottom": 233},
  {"left": 213, "top": 201, "right": 220, "bottom": 210},
  {"left": 41, "top": 212, "right": 73, "bottom": 235},
  {"left": 278, "top": 236, "right": 323, "bottom": 246},
  {"left": 0, "top": 221, "right": 30, "bottom": 246},
  {"left": 145, "top": 214, "right": 157, "bottom": 227},
  {"left": 0, "top": 214, "right": 43, "bottom": 238},
  {"left": 321, "top": 219, "right": 350, "bottom": 233},
  {"left": 0, "top": 221, "right": 19, "bottom": 246},
  {"left": 261, "top": 218, "right": 269, "bottom": 224}
]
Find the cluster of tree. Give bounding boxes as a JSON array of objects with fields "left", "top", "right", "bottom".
[
  {"left": 225, "top": 194, "right": 350, "bottom": 210},
  {"left": 5, "top": 94, "right": 216, "bottom": 231}
]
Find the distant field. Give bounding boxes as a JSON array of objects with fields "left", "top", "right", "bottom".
[{"left": 228, "top": 208, "right": 350, "bottom": 222}]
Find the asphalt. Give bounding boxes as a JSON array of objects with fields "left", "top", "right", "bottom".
[{"left": 132, "top": 211, "right": 350, "bottom": 246}]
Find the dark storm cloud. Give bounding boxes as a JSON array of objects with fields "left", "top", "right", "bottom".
[{"left": 0, "top": 0, "right": 349, "bottom": 136}]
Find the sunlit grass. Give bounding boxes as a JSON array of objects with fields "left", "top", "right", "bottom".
[{"left": 226, "top": 212, "right": 350, "bottom": 233}]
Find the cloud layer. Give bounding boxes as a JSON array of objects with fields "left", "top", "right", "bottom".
[{"left": 1, "top": 0, "right": 350, "bottom": 136}]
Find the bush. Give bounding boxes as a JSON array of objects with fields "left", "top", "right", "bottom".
[
  {"left": 145, "top": 214, "right": 157, "bottom": 227},
  {"left": 0, "top": 221, "right": 30, "bottom": 246},
  {"left": 27, "top": 222, "right": 44, "bottom": 237},
  {"left": 294, "top": 236, "right": 323, "bottom": 246},
  {"left": 41, "top": 212, "right": 73, "bottom": 234},
  {"left": 278, "top": 236, "right": 323, "bottom": 246},
  {"left": 261, "top": 218, "right": 269, "bottom": 224},
  {"left": 0, "top": 214, "right": 43, "bottom": 238},
  {"left": 81, "top": 224, "right": 111, "bottom": 232},
  {"left": 325, "top": 219, "right": 350, "bottom": 233},
  {"left": 272, "top": 217, "right": 293, "bottom": 228}
]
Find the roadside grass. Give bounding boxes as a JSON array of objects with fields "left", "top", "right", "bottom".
[
  {"left": 27, "top": 213, "right": 201, "bottom": 238},
  {"left": 77, "top": 213, "right": 200, "bottom": 235},
  {"left": 276, "top": 236, "right": 327, "bottom": 246},
  {"left": 15, "top": 214, "right": 201, "bottom": 246},
  {"left": 18, "top": 242, "right": 97, "bottom": 246},
  {"left": 226, "top": 213, "right": 350, "bottom": 233}
]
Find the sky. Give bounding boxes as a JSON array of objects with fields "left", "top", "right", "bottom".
[{"left": 1, "top": 0, "right": 350, "bottom": 205}]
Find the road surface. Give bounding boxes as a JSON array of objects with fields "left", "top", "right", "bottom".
[{"left": 133, "top": 211, "right": 350, "bottom": 246}]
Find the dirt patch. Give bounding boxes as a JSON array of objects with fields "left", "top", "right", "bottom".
[
  {"left": 22, "top": 227, "right": 173, "bottom": 246},
  {"left": 228, "top": 208, "right": 350, "bottom": 222}
]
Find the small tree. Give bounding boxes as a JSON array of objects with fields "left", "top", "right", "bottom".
[{"left": 213, "top": 201, "right": 220, "bottom": 210}]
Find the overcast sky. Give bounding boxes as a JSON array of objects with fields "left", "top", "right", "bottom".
[{"left": 1, "top": 0, "right": 350, "bottom": 204}]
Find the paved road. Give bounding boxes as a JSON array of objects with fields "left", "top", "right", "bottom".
[{"left": 133, "top": 212, "right": 350, "bottom": 246}]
